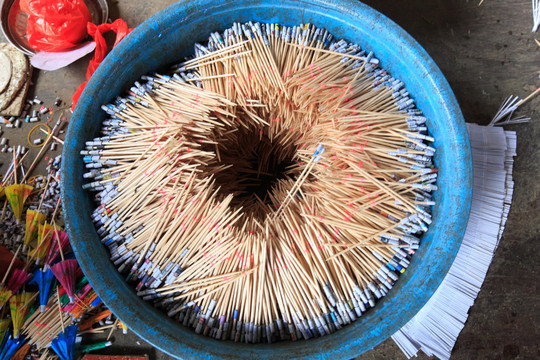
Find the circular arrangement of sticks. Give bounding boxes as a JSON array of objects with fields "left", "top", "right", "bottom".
[{"left": 81, "top": 22, "right": 437, "bottom": 343}]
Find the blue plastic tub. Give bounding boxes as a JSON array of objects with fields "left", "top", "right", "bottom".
[{"left": 61, "top": 0, "right": 472, "bottom": 358}]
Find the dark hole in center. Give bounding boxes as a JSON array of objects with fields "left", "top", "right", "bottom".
[{"left": 204, "top": 126, "right": 297, "bottom": 219}]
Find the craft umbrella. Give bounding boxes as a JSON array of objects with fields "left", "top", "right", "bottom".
[
  {"left": 0, "top": 290, "right": 10, "bottom": 312},
  {"left": 30, "top": 223, "right": 55, "bottom": 265},
  {"left": 0, "top": 269, "right": 32, "bottom": 310},
  {"left": 10, "top": 343, "right": 30, "bottom": 359},
  {"left": 30, "top": 268, "right": 56, "bottom": 312},
  {"left": 0, "top": 319, "right": 9, "bottom": 344},
  {"left": 0, "top": 245, "right": 22, "bottom": 310},
  {"left": 51, "top": 260, "right": 78, "bottom": 303},
  {"left": 25, "top": 174, "right": 54, "bottom": 251},
  {"left": 6, "top": 269, "right": 32, "bottom": 295},
  {"left": 9, "top": 292, "right": 36, "bottom": 339},
  {"left": 4, "top": 185, "right": 33, "bottom": 223},
  {"left": 65, "top": 285, "right": 99, "bottom": 319},
  {"left": 50, "top": 324, "right": 78, "bottom": 360},
  {"left": 44, "top": 230, "right": 70, "bottom": 269},
  {"left": 0, "top": 329, "right": 25, "bottom": 360},
  {"left": 23, "top": 210, "right": 47, "bottom": 250}
]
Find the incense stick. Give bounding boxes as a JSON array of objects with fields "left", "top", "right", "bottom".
[{"left": 81, "top": 21, "right": 438, "bottom": 343}]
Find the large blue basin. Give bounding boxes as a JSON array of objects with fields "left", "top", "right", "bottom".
[{"left": 61, "top": 0, "right": 472, "bottom": 358}]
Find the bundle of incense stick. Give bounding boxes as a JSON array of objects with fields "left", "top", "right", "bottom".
[
  {"left": 22, "top": 295, "right": 74, "bottom": 350},
  {"left": 81, "top": 22, "right": 438, "bottom": 343}
]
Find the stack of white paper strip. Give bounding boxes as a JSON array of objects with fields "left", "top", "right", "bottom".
[{"left": 392, "top": 123, "right": 517, "bottom": 359}]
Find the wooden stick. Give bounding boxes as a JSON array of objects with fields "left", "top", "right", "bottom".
[
  {"left": 79, "top": 22, "right": 438, "bottom": 338},
  {"left": 56, "top": 288, "right": 65, "bottom": 334}
]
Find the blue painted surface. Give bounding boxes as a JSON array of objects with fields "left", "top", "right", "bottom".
[{"left": 61, "top": 0, "right": 472, "bottom": 359}]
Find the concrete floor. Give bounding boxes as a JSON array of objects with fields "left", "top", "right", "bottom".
[{"left": 1, "top": 0, "right": 539, "bottom": 359}]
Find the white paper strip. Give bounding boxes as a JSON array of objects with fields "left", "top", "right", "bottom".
[
  {"left": 392, "top": 123, "right": 517, "bottom": 359},
  {"left": 533, "top": 0, "right": 540, "bottom": 32}
]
